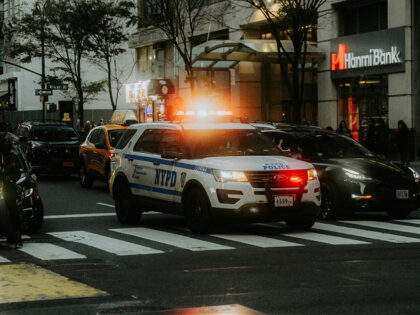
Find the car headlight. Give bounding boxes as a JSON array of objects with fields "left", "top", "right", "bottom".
[
  {"left": 24, "top": 188, "right": 34, "bottom": 198},
  {"left": 408, "top": 167, "right": 420, "bottom": 180},
  {"left": 307, "top": 169, "right": 318, "bottom": 181},
  {"left": 213, "top": 170, "right": 248, "bottom": 183},
  {"left": 343, "top": 168, "right": 372, "bottom": 181}
]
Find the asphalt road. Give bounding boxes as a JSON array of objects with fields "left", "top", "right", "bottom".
[{"left": 1, "top": 175, "right": 420, "bottom": 314}]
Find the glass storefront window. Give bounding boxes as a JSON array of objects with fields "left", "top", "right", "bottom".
[{"left": 337, "top": 75, "right": 388, "bottom": 145}]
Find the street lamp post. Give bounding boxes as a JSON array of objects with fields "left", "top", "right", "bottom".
[{"left": 36, "top": 1, "right": 46, "bottom": 122}]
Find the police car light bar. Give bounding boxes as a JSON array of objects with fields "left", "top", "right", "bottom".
[{"left": 176, "top": 110, "right": 233, "bottom": 116}]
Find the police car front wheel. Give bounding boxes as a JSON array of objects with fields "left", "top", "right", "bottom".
[
  {"left": 115, "top": 181, "right": 142, "bottom": 224},
  {"left": 185, "top": 187, "right": 212, "bottom": 234}
]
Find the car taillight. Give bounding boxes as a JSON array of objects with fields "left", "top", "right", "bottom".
[
  {"left": 109, "top": 152, "right": 115, "bottom": 159},
  {"left": 307, "top": 169, "right": 318, "bottom": 181},
  {"left": 289, "top": 176, "right": 304, "bottom": 183}
]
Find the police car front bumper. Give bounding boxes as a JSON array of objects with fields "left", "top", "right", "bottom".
[{"left": 211, "top": 202, "right": 320, "bottom": 223}]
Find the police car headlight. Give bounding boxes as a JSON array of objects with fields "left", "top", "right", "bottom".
[
  {"left": 213, "top": 170, "right": 248, "bottom": 183},
  {"left": 408, "top": 167, "right": 420, "bottom": 180},
  {"left": 24, "top": 188, "right": 33, "bottom": 197},
  {"left": 307, "top": 169, "right": 318, "bottom": 181},
  {"left": 343, "top": 168, "right": 372, "bottom": 181}
]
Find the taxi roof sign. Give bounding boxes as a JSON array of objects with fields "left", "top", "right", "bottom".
[{"left": 110, "top": 110, "right": 138, "bottom": 125}]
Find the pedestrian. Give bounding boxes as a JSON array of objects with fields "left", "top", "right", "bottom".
[
  {"left": 84, "top": 120, "right": 92, "bottom": 139},
  {"left": 75, "top": 118, "right": 81, "bottom": 132},
  {"left": 365, "top": 118, "right": 376, "bottom": 152},
  {"left": 336, "top": 120, "right": 352, "bottom": 138},
  {"left": 396, "top": 120, "right": 409, "bottom": 166},
  {"left": 374, "top": 118, "right": 389, "bottom": 159}
]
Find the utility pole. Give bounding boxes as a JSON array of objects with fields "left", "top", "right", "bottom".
[{"left": 40, "top": 1, "right": 46, "bottom": 122}]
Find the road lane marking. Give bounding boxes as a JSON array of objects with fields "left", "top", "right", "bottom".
[
  {"left": 18, "top": 243, "right": 86, "bottom": 260},
  {"left": 0, "top": 256, "right": 10, "bottom": 263},
  {"left": 209, "top": 234, "right": 303, "bottom": 248},
  {"left": 0, "top": 263, "right": 107, "bottom": 303},
  {"left": 314, "top": 222, "right": 420, "bottom": 243},
  {"left": 45, "top": 213, "right": 114, "bottom": 219},
  {"left": 394, "top": 219, "right": 420, "bottom": 225},
  {"left": 111, "top": 227, "right": 234, "bottom": 251},
  {"left": 281, "top": 231, "right": 370, "bottom": 245},
  {"left": 96, "top": 202, "right": 115, "bottom": 208},
  {"left": 342, "top": 221, "right": 420, "bottom": 235},
  {"left": 49, "top": 231, "right": 163, "bottom": 256}
]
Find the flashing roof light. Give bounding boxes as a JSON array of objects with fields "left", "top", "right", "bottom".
[{"left": 175, "top": 110, "right": 233, "bottom": 117}]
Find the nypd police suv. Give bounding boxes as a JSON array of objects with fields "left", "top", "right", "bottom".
[{"left": 109, "top": 122, "right": 321, "bottom": 233}]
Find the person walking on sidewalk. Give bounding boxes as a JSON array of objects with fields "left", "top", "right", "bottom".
[
  {"left": 336, "top": 120, "right": 352, "bottom": 138},
  {"left": 396, "top": 120, "right": 410, "bottom": 166}
]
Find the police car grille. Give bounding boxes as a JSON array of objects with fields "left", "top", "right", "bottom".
[{"left": 245, "top": 170, "right": 308, "bottom": 188}]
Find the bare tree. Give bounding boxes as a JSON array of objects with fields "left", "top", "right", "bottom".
[
  {"left": 142, "top": 0, "right": 212, "bottom": 95},
  {"left": 236, "top": 0, "right": 326, "bottom": 123}
]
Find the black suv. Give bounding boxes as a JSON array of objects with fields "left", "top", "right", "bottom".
[
  {"left": 0, "top": 133, "right": 44, "bottom": 244},
  {"left": 16, "top": 121, "right": 81, "bottom": 175}
]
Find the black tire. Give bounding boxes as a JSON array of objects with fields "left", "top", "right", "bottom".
[
  {"left": 0, "top": 202, "right": 21, "bottom": 244},
  {"left": 114, "top": 180, "right": 141, "bottom": 224},
  {"left": 79, "top": 161, "right": 93, "bottom": 188},
  {"left": 105, "top": 162, "right": 111, "bottom": 182},
  {"left": 185, "top": 187, "right": 212, "bottom": 234},
  {"left": 285, "top": 217, "right": 316, "bottom": 230},
  {"left": 320, "top": 182, "right": 340, "bottom": 219},
  {"left": 387, "top": 208, "right": 412, "bottom": 219},
  {"left": 25, "top": 198, "right": 44, "bottom": 234}
]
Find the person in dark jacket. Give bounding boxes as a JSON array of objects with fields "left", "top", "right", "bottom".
[
  {"left": 365, "top": 118, "right": 376, "bottom": 152},
  {"left": 374, "top": 118, "right": 389, "bottom": 159},
  {"left": 336, "top": 120, "right": 352, "bottom": 138},
  {"left": 396, "top": 120, "right": 409, "bottom": 166}
]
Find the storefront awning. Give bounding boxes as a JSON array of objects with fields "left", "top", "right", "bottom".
[{"left": 176, "top": 39, "right": 323, "bottom": 70}]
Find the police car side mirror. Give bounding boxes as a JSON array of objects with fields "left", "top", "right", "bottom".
[{"left": 161, "top": 150, "right": 183, "bottom": 160}]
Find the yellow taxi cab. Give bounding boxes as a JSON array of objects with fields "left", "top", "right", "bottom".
[{"left": 79, "top": 110, "right": 137, "bottom": 187}]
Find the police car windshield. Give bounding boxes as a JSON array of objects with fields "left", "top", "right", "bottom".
[{"left": 184, "top": 129, "right": 281, "bottom": 158}]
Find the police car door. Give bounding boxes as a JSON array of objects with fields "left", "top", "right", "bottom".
[
  {"left": 156, "top": 128, "right": 184, "bottom": 203},
  {"left": 130, "top": 128, "right": 163, "bottom": 199}
]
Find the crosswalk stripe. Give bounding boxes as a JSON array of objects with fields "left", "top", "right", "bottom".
[
  {"left": 18, "top": 243, "right": 86, "bottom": 260},
  {"left": 314, "top": 222, "right": 420, "bottom": 243},
  {"left": 48, "top": 231, "right": 163, "bottom": 256},
  {"left": 282, "top": 231, "right": 370, "bottom": 245},
  {"left": 209, "top": 234, "right": 303, "bottom": 248},
  {"left": 394, "top": 219, "right": 420, "bottom": 225},
  {"left": 111, "top": 227, "right": 234, "bottom": 251},
  {"left": 0, "top": 256, "right": 10, "bottom": 263},
  {"left": 343, "top": 221, "right": 420, "bottom": 235}
]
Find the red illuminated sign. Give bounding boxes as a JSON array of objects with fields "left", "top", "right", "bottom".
[{"left": 331, "top": 44, "right": 348, "bottom": 70}]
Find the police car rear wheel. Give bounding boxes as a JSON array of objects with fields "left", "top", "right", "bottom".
[
  {"left": 115, "top": 181, "right": 141, "bottom": 224},
  {"left": 186, "top": 187, "right": 212, "bottom": 234},
  {"left": 79, "top": 162, "right": 93, "bottom": 188}
]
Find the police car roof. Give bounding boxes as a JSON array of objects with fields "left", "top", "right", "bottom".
[{"left": 128, "top": 122, "right": 256, "bottom": 130}]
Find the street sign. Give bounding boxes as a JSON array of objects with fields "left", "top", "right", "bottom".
[
  {"left": 35, "top": 89, "right": 53, "bottom": 96},
  {"left": 47, "top": 84, "right": 68, "bottom": 90}
]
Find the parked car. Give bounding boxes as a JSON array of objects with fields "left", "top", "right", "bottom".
[
  {"left": 0, "top": 132, "right": 44, "bottom": 244},
  {"left": 261, "top": 125, "right": 420, "bottom": 219},
  {"left": 79, "top": 124, "right": 127, "bottom": 187},
  {"left": 15, "top": 121, "right": 81, "bottom": 175}
]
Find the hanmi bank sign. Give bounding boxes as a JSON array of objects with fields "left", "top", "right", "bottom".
[{"left": 330, "top": 27, "right": 405, "bottom": 79}]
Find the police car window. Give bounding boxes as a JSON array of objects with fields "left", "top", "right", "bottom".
[
  {"left": 184, "top": 129, "right": 281, "bottom": 158},
  {"left": 134, "top": 129, "right": 163, "bottom": 154},
  {"left": 88, "top": 129, "right": 100, "bottom": 144},
  {"left": 159, "top": 130, "right": 182, "bottom": 154},
  {"left": 115, "top": 129, "right": 136, "bottom": 149}
]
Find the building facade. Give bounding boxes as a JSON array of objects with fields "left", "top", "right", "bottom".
[
  {"left": 318, "top": 0, "right": 419, "bottom": 158},
  {"left": 0, "top": 0, "right": 137, "bottom": 126},
  {"left": 127, "top": 0, "right": 319, "bottom": 124}
]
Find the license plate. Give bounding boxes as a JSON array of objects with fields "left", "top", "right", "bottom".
[
  {"left": 63, "top": 162, "right": 74, "bottom": 167},
  {"left": 274, "top": 195, "right": 294, "bottom": 207},
  {"left": 396, "top": 189, "right": 409, "bottom": 200}
]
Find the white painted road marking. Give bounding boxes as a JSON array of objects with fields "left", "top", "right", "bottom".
[
  {"left": 111, "top": 227, "right": 234, "bottom": 251},
  {"left": 49, "top": 231, "right": 163, "bottom": 256},
  {"left": 96, "top": 202, "right": 115, "bottom": 208},
  {"left": 0, "top": 256, "right": 10, "bottom": 263},
  {"left": 395, "top": 219, "right": 420, "bottom": 225},
  {"left": 45, "top": 213, "right": 114, "bottom": 219},
  {"left": 282, "top": 231, "right": 370, "bottom": 245},
  {"left": 19, "top": 243, "right": 86, "bottom": 260},
  {"left": 314, "top": 222, "right": 420, "bottom": 243},
  {"left": 210, "top": 234, "right": 303, "bottom": 248},
  {"left": 343, "top": 221, "right": 420, "bottom": 235}
]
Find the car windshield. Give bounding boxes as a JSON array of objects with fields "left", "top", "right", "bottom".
[
  {"left": 298, "top": 133, "right": 374, "bottom": 159},
  {"left": 108, "top": 129, "right": 126, "bottom": 148},
  {"left": 32, "top": 126, "right": 79, "bottom": 142},
  {"left": 183, "top": 129, "right": 281, "bottom": 158}
]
